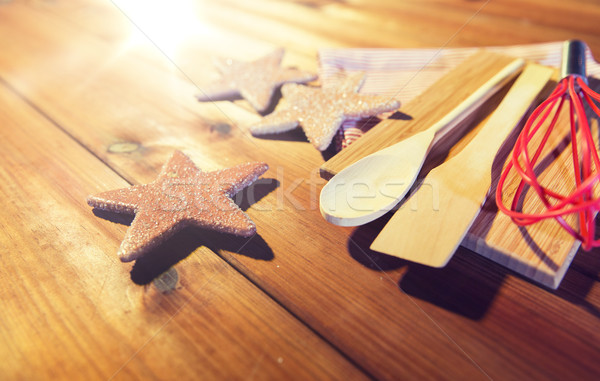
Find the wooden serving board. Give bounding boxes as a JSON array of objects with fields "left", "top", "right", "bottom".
[{"left": 320, "top": 50, "right": 597, "bottom": 289}]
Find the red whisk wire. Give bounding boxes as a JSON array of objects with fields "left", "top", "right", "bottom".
[{"left": 495, "top": 73, "right": 600, "bottom": 250}]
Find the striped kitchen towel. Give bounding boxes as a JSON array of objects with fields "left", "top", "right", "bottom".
[{"left": 319, "top": 42, "right": 600, "bottom": 150}]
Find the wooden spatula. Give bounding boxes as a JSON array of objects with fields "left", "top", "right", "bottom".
[{"left": 370, "top": 63, "right": 554, "bottom": 266}]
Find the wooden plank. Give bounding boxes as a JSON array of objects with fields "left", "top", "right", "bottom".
[
  {"left": 212, "top": 0, "right": 600, "bottom": 53},
  {"left": 0, "top": 6, "right": 488, "bottom": 379},
  {"left": 1, "top": 1, "right": 600, "bottom": 380},
  {"left": 0, "top": 77, "right": 366, "bottom": 379}
]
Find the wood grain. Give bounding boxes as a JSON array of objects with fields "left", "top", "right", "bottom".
[
  {"left": 0, "top": 76, "right": 364, "bottom": 379},
  {"left": 0, "top": 0, "right": 599, "bottom": 380},
  {"left": 0, "top": 5, "right": 488, "bottom": 379}
]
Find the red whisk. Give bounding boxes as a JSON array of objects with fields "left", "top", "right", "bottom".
[{"left": 496, "top": 40, "right": 600, "bottom": 250}]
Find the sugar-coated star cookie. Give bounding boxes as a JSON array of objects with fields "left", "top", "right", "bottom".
[
  {"left": 196, "top": 48, "right": 316, "bottom": 113},
  {"left": 249, "top": 72, "right": 400, "bottom": 151},
  {"left": 88, "top": 151, "right": 268, "bottom": 262}
]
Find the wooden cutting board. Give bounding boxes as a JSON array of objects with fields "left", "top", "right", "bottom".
[{"left": 320, "top": 50, "right": 596, "bottom": 289}]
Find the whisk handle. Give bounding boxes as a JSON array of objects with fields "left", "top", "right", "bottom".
[{"left": 561, "top": 39, "right": 587, "bottom": 82}]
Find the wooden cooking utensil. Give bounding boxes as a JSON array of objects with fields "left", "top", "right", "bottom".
[
  {"left": 319, "top": 57, "right": 524, "bottom": 226},
  {"left": 370, "top": 63, "right": 554, "bottom": 266}
]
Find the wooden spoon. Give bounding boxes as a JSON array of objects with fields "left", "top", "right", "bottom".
[{"left": 320, "top": 58, "right": 524, "bottom": 226}]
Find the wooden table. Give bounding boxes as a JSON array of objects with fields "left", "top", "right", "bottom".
[{"left": 1, "top": 0, "right": 599, "bottom": 379}]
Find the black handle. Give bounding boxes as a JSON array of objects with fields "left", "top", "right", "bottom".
[{"left": 561, "top": 39, "right": 587, "bottom": 82}]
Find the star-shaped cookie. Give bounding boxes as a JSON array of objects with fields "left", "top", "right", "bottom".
[
  {"left": 249, "top": 72, "right": 400, "bottom": 151},
  {"left": 88, "top": 151, "right": 269, "bottom": 262},
  {"left": 196, "top": 48, "right": 316, "bottom": 113}
]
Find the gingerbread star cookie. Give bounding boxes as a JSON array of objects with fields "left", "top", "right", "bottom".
[
  {"left": 88, "top": 151, "right": 269, "bottom": 262},
  {"left": 249, "top": 72, "right": 400, "bottom": 151},
  {"left": 196, "top": 48, "right": 316, "bottom": 113}
]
